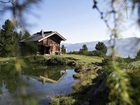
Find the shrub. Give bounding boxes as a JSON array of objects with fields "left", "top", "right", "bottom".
[
  {"left": 79, "top": 44, "right": 88, "bottom": 55},
  {"left": 60, "top": 97, "right": 75, "bottom": 105},
  {"left": 92, "top": 50, "right": 105, "bottom": 57},
  {"left": 73, "top": 73, "right": 81, "bottom": 79},
  {"left": 74, "top": 64, "right": 83, "bottom": 73},
  {"left": 67, "top": 60, "right": 77, "bottom": 66},
  {"left": 50, "top": 97, "right": 75, "bottom": 105},
  {"left": 46, "top": 57, "right": 66, "bottom": 65},
  {"left": 50, "top": 97, "right": 60, "bottom": 105}
]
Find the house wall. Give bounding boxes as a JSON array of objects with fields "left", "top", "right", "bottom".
[{"left": 39, "top": 35, "right": 61, "bottom": 54}]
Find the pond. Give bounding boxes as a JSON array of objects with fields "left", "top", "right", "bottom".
[{"left": 0, "top": 63, "right": 77, "bottom": 105}]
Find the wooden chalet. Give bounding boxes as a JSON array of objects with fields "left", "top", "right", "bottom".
[{"left": 20, "top": 30, "right": 66, "bottom": 55}]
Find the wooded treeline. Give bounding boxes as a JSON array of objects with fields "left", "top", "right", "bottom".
[
  {"left": 0, "top": 19, "right": 30, "bottom": 57},
  {"left": 68, "top": 42, "right": 107, "bottom": 57}
]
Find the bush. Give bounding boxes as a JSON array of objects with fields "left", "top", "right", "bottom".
[
  {"left": 92, "top": 50, "right": 105, "bottom": 57},
  {"left": 50, "top": 97, "right": 60, "bottom": 105},
  {"left": 46, "top": 57, "right": 66, "bottom": 65},
  {"left": 73, "top": 73, "right": 81, "bottom": 79},
  {"left": 67, "top": 60, "right": 77, "bottom": 66},
  {"left": 60, "top": 97, "right": 75, "bottom": 105},
  {"left": 20, "top": 42, "right": 38, "bottom": 56},
  {"left": 74, "top": 64, "right": 83, "bottom": 73},
  {"left": 79, "top": 44, "right": 88, "bottom": 55},
  {"left": 50, "top": 97, "right": 75, "bottom": 105}
]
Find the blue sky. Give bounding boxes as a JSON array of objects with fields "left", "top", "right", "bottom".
[
  {"left": 0, "top": 0, "right": 140, "bottom": 43},
  {"left": 28, "top": 0, "right": 109, "bottom": 43}
]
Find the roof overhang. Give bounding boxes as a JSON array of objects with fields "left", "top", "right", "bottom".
[{"left": 38, "top": 31, "right": 66, "bottom": 42}]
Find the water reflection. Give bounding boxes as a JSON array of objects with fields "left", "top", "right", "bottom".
[{"left": 0, "top": 63, "right": 76, "bottom": 105}]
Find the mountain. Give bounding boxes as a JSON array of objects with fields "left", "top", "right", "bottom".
[{"left": 64, "top": 37, "right": 140, "bottom": 58}]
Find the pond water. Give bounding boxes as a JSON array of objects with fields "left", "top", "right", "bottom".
[{"left": 0, "top": 63, "right": 77, "bottom": 105}]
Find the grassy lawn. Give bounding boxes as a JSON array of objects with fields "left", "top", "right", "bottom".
[
  {"left": 0, "top": 54, "right": 103, "bottom": 64},
  {"left": 57, "top": 54, "right": 103, "bottom": 63},
  {"left": 0, "top": 57, "right": 15, "bottom": 62}
]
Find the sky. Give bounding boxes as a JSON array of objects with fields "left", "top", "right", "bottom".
[{"left": 0, "top": 0, "right": 140, "bottom": 43}]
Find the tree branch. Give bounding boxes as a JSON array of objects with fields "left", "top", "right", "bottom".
[{"left": 0, "top": 0, "right": 11, "bottom": 4}]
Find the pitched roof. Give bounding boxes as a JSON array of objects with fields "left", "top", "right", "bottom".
[{"left": 20, "top": 31, "right": 66, "bottom": 42}]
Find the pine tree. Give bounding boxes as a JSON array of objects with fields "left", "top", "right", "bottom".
[
  {"left": 22, "top": 31, "right": 31, "bottom": 40},
  {"left": 95, "top": 42, "right": 107, "bottom": 55},
  {"left": 82, "top": 44, "right": 88, "bottom": 52},
  {"left": 79, "top": 44, "right": 88, "bottom": 55},
  {"left": 0, "top": 19, "right": 18, "bottom": 57},
  {"left": 18, "top": 30, "right": 31, "bottom": 41},
  {"left": 61, "top": 45, "right": 66, "bottom": 54}
]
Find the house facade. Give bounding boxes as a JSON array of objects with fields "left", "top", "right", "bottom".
[{"left": 20, "top": 31, "right": 66, "bottom": 55}]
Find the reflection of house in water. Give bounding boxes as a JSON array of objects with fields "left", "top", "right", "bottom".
[{"left": 20, "top": 30, "right": 66, "bottom": 55}]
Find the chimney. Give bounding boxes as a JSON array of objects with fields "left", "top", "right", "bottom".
[{"left": 41, "top": 30, "right": 45, "bottom": 37}]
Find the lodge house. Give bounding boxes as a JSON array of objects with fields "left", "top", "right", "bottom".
[{"left": 20, "top": 30, "right": 66, "bottom": 55}]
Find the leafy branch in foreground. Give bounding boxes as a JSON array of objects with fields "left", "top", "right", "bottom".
[
  {"left": 92, "top": 0, "right": 140, "bottom": 105},
  {"left": 0, "top": 0, "right": 42, "bottom": 27}
]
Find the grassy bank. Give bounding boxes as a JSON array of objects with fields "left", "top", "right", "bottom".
[
  {"left": 58, "top": 54, "right": 102, "bottom": 63},
  {"left": 1, "top": 54, "right": 140, "bottom": 105},
  {"left": 49, "top": 56, "right": 140, "bottom": 105},
  {"left": 0, "top": 57, "right": 15, "bottom": 62},
  {"left": 0, "top": 54, "right": 102, "bottom": 63}
]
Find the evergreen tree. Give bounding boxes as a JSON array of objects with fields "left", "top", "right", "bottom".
[
  {"left": 61, "top": 45, "right": 66, "bottom": 54},
  {"left": 95, "top": 42, "right": 107, "bottom": 55},
  {"left": 22, "top": 31, "right": 30, "bottom": 40},
  {"left": 82, "top": 44, "right": 88, "bottom": 52},
  {"left": 18, "top": 30, "right": 31, "bottom": 41},
  {"left": 79, "top": 44, "right": 88, "bottom": 55},
  {"left": 18, "top": 31, "right": 38, "bottom": 56},
  {"left": 0, "top": 19, "right": 18, "bottom": 57}
]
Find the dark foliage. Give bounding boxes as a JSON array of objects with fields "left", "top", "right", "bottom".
[
  {"left": 61, "top": 45, "right": 66, "bottom": 54},
  {"left": 79, "top": 44, "right": 88, "bottom": 55},
  {"left": 0, "top": 19, "right": 32, "bottom": 57},
  {"left": 136, "top": 50, "right": 140, "bottom": 60},
  {"left": 95, "top": 42, "right": 107, "bottom": 56},
  {"left": 20, "top": 42, "right": 38, "bottom": 56},
  {"left": 0, "top": 19, "right": 18, "bottom": 57},
  {"left": 46, "top": 57, "right": 66, "bottom": 66}
]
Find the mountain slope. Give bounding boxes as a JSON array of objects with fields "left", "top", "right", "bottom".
[{"left": 64, "top": 37, "right": 140, "bottom": 58}]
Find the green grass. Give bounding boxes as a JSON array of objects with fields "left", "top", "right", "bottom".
[
  {"left": 0, "top": 57, "right": 15, "bottom": 62},
  {"left": 58, "top": 54, "right": 103, "bottom": 63},
  {"left": 0, "top": 54, "right": 102, "bottom": 65}
]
